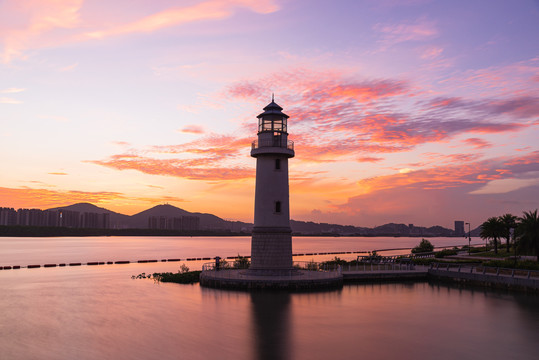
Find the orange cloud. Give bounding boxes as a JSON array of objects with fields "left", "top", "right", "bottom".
[
  {"left": 88, "top": 154, "right": 253, "bottom": 181},
  {"left": 462, "top": 138, "right": 492, "bottom": 149},
  {"left": 0, "top": 186, "right": 124, "bottom": 209},
  {"left": 0, "top": 186, "right": 187, "bottom": 212},
  {"left": 356, "top": 150, "right": 539, "bottom": 196}
]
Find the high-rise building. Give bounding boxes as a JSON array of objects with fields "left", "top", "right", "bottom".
[{"left": 455, "top": 220, "right": 465, "bottom": 236}]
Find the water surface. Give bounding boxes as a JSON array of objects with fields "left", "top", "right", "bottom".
[{"left": 1, "top": 236, "right": 536, "bottom": 359}]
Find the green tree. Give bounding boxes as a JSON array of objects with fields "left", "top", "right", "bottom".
[
  {"left": 499, "top": 213, "right": 517, "bottom": 251},
  {"left": 480, "top": 217, "right": 503, "bottom": 254},
  {"left": 516, "top": 210, "right": 539, "bottom": 262}
]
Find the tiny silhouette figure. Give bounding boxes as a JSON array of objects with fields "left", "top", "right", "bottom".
[{"left": 215, "top": 256, "right": 221, "bottom": 271}]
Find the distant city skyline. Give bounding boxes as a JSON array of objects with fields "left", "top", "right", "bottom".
[{"left": 1, "top": 0, "right": 538, "bottom": 228}]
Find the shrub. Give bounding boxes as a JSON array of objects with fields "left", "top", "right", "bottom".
[
  {"left": 153, "top": 271, "right": 201, "bottom": 284},
  {"left": 233, "top": 255, "right": 250, "bottom": 269},
  {"left": 435, "top": 249, "right": 458, "bottom": 258},
  {"left": 306, "top": 260, "right": 319, "bottom": 271},
  {"left": 411, "top": 258, "right": 437, "bottom": 265},
  {"left": 412, "top": 239, "right": 434, "bottom": 254}
]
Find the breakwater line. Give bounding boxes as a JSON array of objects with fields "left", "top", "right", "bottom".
[
  {"left": 0, "top": 250, "right": 368, "bottom": 270},
  {"left": 0, "top": 243, "right": 473, "bottom": 271}
]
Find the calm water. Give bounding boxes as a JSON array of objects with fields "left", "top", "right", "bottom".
[
  {"left": 0, "top": 236, "right": 480, "bottom": 266},
  {"left": 1, "top": 237, "right": 537, "bottom": 360}
]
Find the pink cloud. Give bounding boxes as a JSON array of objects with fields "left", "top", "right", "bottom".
[
  {"left": 0, "top": 0, "right": 83, "bottom": 63},
  {"left": 373, "top": 17, "right": 438, "bottom": 50},
  {"left": 85, "top": 0, "right": 280, "bottom": 39},
  {"left": 357, "top": 156, "right": 384, "bottom": 163},
  {"left": 226, "top": 69, "right": 536, "bottom": 164},
  {"left": 462, "top": 138, "right": 492, "bottom": 149},
  {"left": 180, "top": 125, "right": 205, "bottom": 134},
  {"left": 420, "top": 46, "right": 443, "bottom": 59},
  {"left": 0, "top": 0, "right": 280, "bottom": 62}
]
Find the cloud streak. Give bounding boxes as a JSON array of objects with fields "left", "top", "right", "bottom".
[{"left": 85, "top": 0, "right": 279, "bottom": 39}]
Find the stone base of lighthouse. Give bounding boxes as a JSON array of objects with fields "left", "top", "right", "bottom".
[
  {"left": 199, "top": 227, "right": 344, "bottom": 290},
  {"left": 249, "top": 227, "right": 294, "bottom": 275}
]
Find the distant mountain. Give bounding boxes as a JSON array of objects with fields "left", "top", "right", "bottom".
[
  {"left": 43, "top": 202, "right": 460, "bottom": 236},
  {"left": 290, "top": 220, "right": 367, "bottom": 235},
  {"left": 47, "top": 203, "right": 132, "bottom": 228},
  {"left": 47, "top": 203, "right": 252, "bottom": 231},
  {"left": 130, "top": 204, "right": 252, "bottom": 231}
]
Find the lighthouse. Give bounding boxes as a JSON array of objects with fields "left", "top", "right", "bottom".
[
  {"left": 199, "top": 99, "right": 343, "bottom": 289},
  {"left": 249, "top": 97, "right": 295, "bottom": 274}
]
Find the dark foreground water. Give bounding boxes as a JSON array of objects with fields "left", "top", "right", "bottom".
[{"left": 1, "top": 237, "right": 538, "bottom": 359}]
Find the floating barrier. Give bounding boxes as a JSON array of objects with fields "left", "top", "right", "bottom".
[{"left": 3, "top": 249, "right": 387, "bottom": 271}]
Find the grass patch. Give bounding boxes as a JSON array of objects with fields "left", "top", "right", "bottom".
[
  {"left": 471, "top": 249, "right": 513, "bottom": 258},
  {"left": 435, "top": 249, "right": 458, "bottom": 258}
]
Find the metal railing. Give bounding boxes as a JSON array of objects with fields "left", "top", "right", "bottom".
[
  {"left": 344, "top": 262, "right": 415, "bottom": 271},
  {"left": 429, "top": 263, "right": 539, "bottom": 279},
  {"left": 251, "top": 139, "right": 294, "bottom": 150},
  {"left": 202, "top": 261, "right": 341, "bottom": 274}
]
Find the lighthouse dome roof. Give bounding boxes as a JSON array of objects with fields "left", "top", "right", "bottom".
[{"left": 257, "top": 100, "right": 289, "bottom": 119}]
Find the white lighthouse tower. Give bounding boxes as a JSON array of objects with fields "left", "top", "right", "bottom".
[{"left": 249, "top": 97, "right": 295, "bottom": 274}]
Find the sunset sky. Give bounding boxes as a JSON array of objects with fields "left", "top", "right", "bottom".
[{"left": 1, "top": 0, "right": 538, "bottom": 228}]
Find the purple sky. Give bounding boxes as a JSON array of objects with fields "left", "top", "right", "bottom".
[{"left": 1, "top": 0, "right": 538, "bottom": 228}]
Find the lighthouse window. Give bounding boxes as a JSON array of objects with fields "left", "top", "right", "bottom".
[
  {"left": 275, "top": 159, "right": 281, "bottom": 170},
  {"left": 275, "top": 201, "right": 281, "bottom": 213}
]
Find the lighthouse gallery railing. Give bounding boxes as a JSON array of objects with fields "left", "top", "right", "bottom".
[{"left": 252, "top": 139, "right": 294, "bottom": 150}]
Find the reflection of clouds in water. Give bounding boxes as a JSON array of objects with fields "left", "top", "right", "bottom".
[{"left": 251, "top": 292, "right": 292, "bottom": 360}]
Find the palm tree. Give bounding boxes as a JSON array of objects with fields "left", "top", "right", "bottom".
[
  {"left": 499, "top": 213, "right": 517, "bottom": 252},
  {"left": 516, "top": 210, "right": 539, "bottom": 262},
  {"left": 480, "top": 217, "right": 503, "bottom": 254}
]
